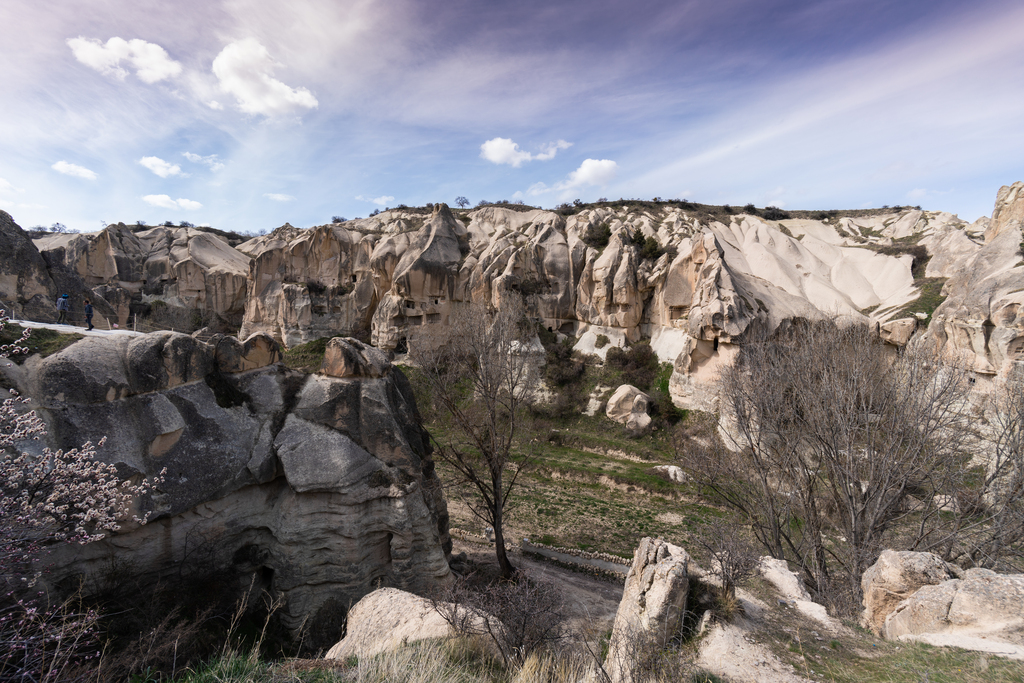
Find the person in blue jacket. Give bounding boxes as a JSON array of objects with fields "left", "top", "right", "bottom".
[{"left": 56, "top": 294, "right": 70, "bottom": 324}]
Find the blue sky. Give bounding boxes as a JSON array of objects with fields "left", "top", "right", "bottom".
[{"left": 1, "top": 0, "right": 1022, "bottom": 233}]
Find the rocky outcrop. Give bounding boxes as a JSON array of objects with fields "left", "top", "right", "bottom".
[
  {"left": 605, "top": 537, "right": 691, "bottom": 683},
  {"left": 324, "top": 587, "right": 487, "bottom": 661},
  {"left": 927, "top": 182, "right": 1024, "bottom": 376},
  {"left": 860, "top": 550, "right": 962, "bottom": 635},
  {"left": 21, "top": 332, "right": 451, "bottom": 643},
  {"left": 605, "top": 384, "right": 652, "bottom": 433},
  {"left": 883, "top": 568, "right": 1024, "bottom": 654},
  {"left": 34, "top": 223, "right": 249, "bottom": 332},
  {"left": 0, "top": 211, "right": 56, "bottom": 321},
  {"left": 239, "top": 223, "right": 380, "bottom": 348}
]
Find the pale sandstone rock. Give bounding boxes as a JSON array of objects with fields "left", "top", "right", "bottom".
[
  {"left": 759, "top": 557, "right": 841, "bottom": 631},
  {"left": 27, "top": 331, "right": 452, "bottom": 646},
  {"left": 321, "top": 337, "right": 390, "bottom": 378},
  {"left": 878, "top": 317, "right": 917, "bottom": 346},
  {"left": 884, "top": 568, "right": 1024, "bottom": 654},
  {"left": 605, "top": 537, "right": 690, "bottom": 683},
  {"left": 860, "top": 550, "right": 961, "bottom": 635},
  {"left": 605, "top": 384, "right": 651, "bottom": 433},
  {"left": 325, "top": 588, "right": 483, "bottom": 661}
]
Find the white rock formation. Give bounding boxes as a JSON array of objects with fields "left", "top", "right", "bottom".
[
  {"left": 605, "top": 384, "right": 652, "bottom": 433},
  {"left": 605, "top": 537, "right": 690, "bottom": 683}
]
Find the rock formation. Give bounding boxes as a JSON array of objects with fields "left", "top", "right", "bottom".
[
  {"left": 605, "top": 384, "right": 652, "bottom": 433},
  {"left": 0, "top": 210, "right": 56, "bottom": 321},
  {"left": 605, "top": 537, "right": 691, "bottom": 683},
  {"left": 324, "top": 587, "right": 490, "bottom": 661},
  {"left": 11, "top": 331, "right": 452, "bottom": 644},
  {"left": 2, "top": 184, "right": 1022, "bottom": 409},
  {"left": 860, "top": 550, "right": 962, "bottom": 635},
  {"left": 33, "top": 222, "right": 249, "bottom": 331},
  {"left": 862, "top": 550, "right": 1024, "bottom": 658}
]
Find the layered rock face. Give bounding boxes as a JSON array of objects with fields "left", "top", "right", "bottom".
[
  {"left": 18, "top": 331, "right": 451, "bottom": 638},
  {"left": 0, "top": 210, "right": 56, "bottom": 320},
  {"left": 927, "top": 181, "right": 1024, "bottom": 376},
  {"left": 3, "top": 185, "right": 1022, "bottom": 406},
  {"left": 33, "top": 223, "right": 249, "bottom": 331},
  {"left": 862, "top": 551, "right": 1024, "bottom": 655}
]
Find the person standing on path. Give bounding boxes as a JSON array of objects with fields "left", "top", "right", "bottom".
[
  {"left": 56, "top": 294, "right": 70, "bottom": 324},
  {"left": 83, "top": 298, "right": 93, "bottom": 331}
]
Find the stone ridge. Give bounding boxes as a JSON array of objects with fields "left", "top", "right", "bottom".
[{"left": 3, "top": 185, "right": 1023, "bottom": 401}]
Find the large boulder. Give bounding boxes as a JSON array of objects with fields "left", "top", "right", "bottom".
[
  {"left": 605, "top": 384, "right": 652, "bottom": 433},
  {"left": 605, "top": 538, "right": 691, "bottom": 683},
  {"left": 883, "top": 568, "right": 1024, "bottom": 653},
  {"left": 860, "top": 550, "right": 962, "bottom": 635},
  {"left": 24, "top": 331, "right": 451, "bottom": 646},
  {"left": 325, "top": 587, "right": 489, "bottom": 661}
]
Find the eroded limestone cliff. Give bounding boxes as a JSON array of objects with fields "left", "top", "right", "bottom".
[{"left": 8, "top": 331, "right": 451, "bottom": 640}]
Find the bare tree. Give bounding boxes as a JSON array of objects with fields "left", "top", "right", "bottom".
[
  {"left": 682, "top": 321, "right": 974, "bottom": 610},
  {"left": 415, "top": 295, "right": 532, "bottom": 578},
  {"left": 454, "top": 196, "right": 470, "bottom": 208}
]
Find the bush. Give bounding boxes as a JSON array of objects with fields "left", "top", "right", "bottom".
[
  {"left": 604, "top": 342, "right": 659, "bottom": 391},
  {"left": 743, "top": 203, "right": 758, "bottom": 215},
  {"left": 761, "top": 206, "right": 790, "bottom": 221},
  {"left": 594, "top": 334, "right": 609, "bottom": 349},
  {"left": 582, "top": 223, "right": 611, "bottom": 249},
  {"left": 331, "top": 216, "right": 346, "bottom": 224}
]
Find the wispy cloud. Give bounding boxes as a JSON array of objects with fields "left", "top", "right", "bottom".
[
  {"left": 211, "top": 38, "right": 318, "bottom": 116},
  {"left": 356, "top": 194, "right": 395, "bottom": 206},
  {"left": 183, "top": 152, "right": 224, "bottom": 172},
  {"left": 52, "top": 161, "right": 96, "bottom": 180},
  {"left": 480, "top": 138, "right": 572, "bottom": 167},
  {"left": 264, "top": 193, "right": 295, "bottom": 202},
  {"left": 67, "top": 37, "right": 182, "bottom": 84},
  {"left": 0, "top": 178, "right": 22, "bottom": 194},
  {"left": 143, "top": 194, "right": 201, "bottom": 210},
  {"left": 139, "top": 156, "right": 185, "bottom": 178}
]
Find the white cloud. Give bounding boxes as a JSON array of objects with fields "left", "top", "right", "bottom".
[
  {"left": 52, "top": 161, "right": 97, "bottom": 180},
  {"left": 558, "top": 159, "right": 618, "bottom": 189},
  {"left": 0, "top": 178, "right": 22, "bottom": 194},
  {"left": 356, "top": 194, "right": 394, "bottom": 206},
  {"left": 526, "top": 182, "right": 550, "bottom": 196},
  {"left": 480, "top": 137, "right": 572, "bottom": 167},
  {"left": 207, "top": 100, "right": 224, "bottom": 111},
  {"left": 67, "top": 37, "right": 182, "bottom": 84},
  {"left": 183, "top": 152, "right": 225, "bottom": 172},
  {"left": 211, "top": 38, "right": 318, "bottom": 116},
  {"left": 264, "top": 193, "right": 295, "bottom": 202},
  {"left": 143, "top": 195, "right": 202, "bottom": 210},
  {"left": 139, "top": 156, "right": 184, "bottom": 178}
]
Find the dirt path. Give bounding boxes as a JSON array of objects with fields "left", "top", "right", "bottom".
[{"left": 450, "top": 537, "right": 624, "bottom": 633}]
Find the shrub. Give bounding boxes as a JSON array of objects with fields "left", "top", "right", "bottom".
[
  {"left": 331, "top": 216, "right": 346, "bottom": 224},
  {"left": 604, "top": 342, "right": 659, "bottom": 391},
  {"left": 743, "top": 203, "right": 758, "bottom": 215},
  {"left": 595, "top": 334, "right": 610, "bottom": 349},
  {"left": 582, "top": 223, "right": 611, "bottom": 249},
  {"left": 545, "top": 339, "right": 584, "bottom": 387},
  {"left": 761, "top": 206, "right": 790, "bottom": 221},
  {"left": 640, "top": 236, "right": 663, "bottom": 261}
]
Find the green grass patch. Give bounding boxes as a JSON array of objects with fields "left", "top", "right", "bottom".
[
  {"left": 282, "top": 337, "right": 332, "bottom": 373},
  {"left": 0, "top": 324, "right": 83, "bottom": 364},
  {"left": 893, "top": 277, "right": 948, "bottom": 325}
]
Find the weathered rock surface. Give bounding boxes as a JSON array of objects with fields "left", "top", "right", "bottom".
[
  {"left": 605, "top": 537, "right": 690, "bottom": 683},
  {"left": 33, "top": 223, "right": 249, "bottom": 331},
  {"left": 881, "top": 568, "right": 1024, "bottom": 658},
  {"left": 21, "top": 332, "right": 451, "bottom": 644},
  {"left": 4, "top": 184, "right": 1024, "bottom": 402},
  {"left": 324, "top": 587, "right": 486, "bottom": 661},
  {"left": 860, "top": 550, "right": 962, "bottom": 635},
  {"left": 605, "top": 384, "right": 651, "bottom": 433},
  {"left": 0, "top": 211, "right": 56, "bottom": 321},
  {"left": 927, "top": 182, "right": 1024, "bottom": 376}
]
